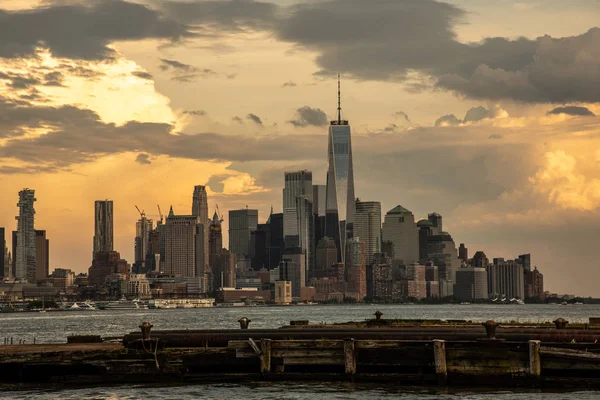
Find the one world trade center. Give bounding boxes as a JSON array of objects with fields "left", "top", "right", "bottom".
[{"left": 325, "top": 76, "right": 355, "bottom": 262}]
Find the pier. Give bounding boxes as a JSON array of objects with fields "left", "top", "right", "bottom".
[{"left": 3, "top": 314, "right": 600, "bottom": 389}]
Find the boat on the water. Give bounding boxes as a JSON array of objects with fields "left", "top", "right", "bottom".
[
  {"left": 149, "top": 298, "right": 215, "bottom": 309},
  {"left": 97, "top": 297, "right": 148, "bottom": 310}
]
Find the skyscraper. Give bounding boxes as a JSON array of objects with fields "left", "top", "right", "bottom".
[
  {"left": 346, "top": 236, "right": 367, "bottom": 301},
  {"left": 381, "top": 205, "right": 419, "bottom": 266},
  {"left": 353, "top": 200, "right": 381, "bottom": 265},
  {"left": 192, "top": 185, "right": 210, "bottom": 273},
  {"left": 325, "top": 76, "right": 355, "bottom": 263},
  {"left": 458, "top": 243, "right": 468, "bottom": 262},
  {"left": 15, "top": 189, "right": 36, "bottom": 282},
  {"left": 312, "top": 184, "right": 326, "bottom": 217},
  {"left": 229, "top": 208, "right": 258, "bottom": 258},
  {"left": 283, "top": 171, "right": 313, "bottom": 242},
  {"left": 162, "top": 207, "right": 203, "bottom": 278},
  {"left": 428, "top": 212, "right": 443, "bottom": 234},
  {"left": 134, "top": 215, "right": 153, "bottom": 273},
  {"left": 35, "top": 230, "right": 49, "bottom": 281},
  {"left": 94, "top": 200, "right": 113, "bottom": 258},
  {"left": 0, "top": 227, "right": 5, "bottom": 279}
]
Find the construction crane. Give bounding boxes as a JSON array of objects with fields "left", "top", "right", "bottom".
[
  {"left": 135, "top": 205, "right": 145, "bottom": 219},
  {"left": 157, "top": 205, "right": 164, "bottom": 224}
]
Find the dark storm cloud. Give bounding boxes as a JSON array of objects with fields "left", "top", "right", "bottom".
[
  {"left": 0, "top": 98, "right": 324, "bottom": 171},
  {"left": 288, "top": 106, "right": 328, "bottom": 127},
  {"left": 247, "top": 113, "right": 263, "bottom": 125},
  {"left": 547, "top": 106, "right": 595, "bottom": 117},
  {"left": 207, "top": 174, "right": 229, "bottom": 193},
  {"left": 135, "top": 153, "right": 152, "bottom": 165},
  {"left": 0, "top": 0, "right": 192, "bottom": 60},
  {"left": 155, "top": 0, "right": 600, "bottom": 103},
  {"left": 156, "top": 0, "right": 278, "bottom": 30}
]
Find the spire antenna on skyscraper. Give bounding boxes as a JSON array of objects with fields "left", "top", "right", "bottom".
[{"left": 337, "top": 73, "right": 342, "bottom": 124}]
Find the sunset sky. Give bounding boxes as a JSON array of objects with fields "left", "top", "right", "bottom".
[{"left": 0, "top": 0, "right": 599, "bottom": 295}]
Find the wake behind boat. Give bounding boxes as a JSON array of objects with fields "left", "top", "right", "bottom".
[{"left": 97, "top": 297, "right": 148, "bottom": 310}]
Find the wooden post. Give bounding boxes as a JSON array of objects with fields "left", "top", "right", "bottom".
[
  {"left": 344, "top": 339, "right": 356, "bottom": 375},
  {"left": 260, "top": 339, "right": 272, "bottom": 374},
  {"left": 433, "top": 340, "right": 447, "bottom": 386},
  {"left": 529, "top": 340, "right": 541, "bottom": 377}
]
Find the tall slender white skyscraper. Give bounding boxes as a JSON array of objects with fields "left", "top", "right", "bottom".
[
  {"left": 15, "top": 189, "right": 36, "bottom": 282},
  {"left": 325, "top": 75, "right": 355, "bottom": 262}
]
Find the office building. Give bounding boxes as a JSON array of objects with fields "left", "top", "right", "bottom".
[
  {"left": 274, "top": 280, "right": 292, "bottom": 304},
  {"left": 192, "top": 185, "right": 210, "bottom": 273},
  {"left": 315, "top": 237, "right": 337, "bottom": 279},
  {"left": 93, "top": 200, "right": 113, "bottom": 258},
  {"left": 345, "top": 237, "right": 367, "bottom": 301},
  {"left": 89, "top": 250, "right": 122, "bottom": 287},
  {"left": 353, "top": 200, "right": 381, "bottom": 264},
  {"left": 162, "top": 207, "right": 203, "bottom": 278},
  {"left": 382, "top": 205, "right": 419, "bottom": 266},
  {"left": 134, "top": 216, "right": 153, "bottom": 273},
  {"left": 455, "top": 267, "right": 488, "bottom": 301},
  {"left": 525, "top": 266, "right": 544, "bottom": 299},
  {"left": 458, "top": 243, "right": 468, "bottom": 263},
  {"left": 325, "top": 77, "right": 356, "bottom": 262},
  {"left": 229, "top": 208, "right": 258, "bottom": 258},
  {"left": 312, "top": 184, "right": 326, "bottom": 216},
  {"left": 212, "top": 249, "right": 236, "bottom": 290},
  {"left": 35, "top": 230, "right": 49, "bottom": 281},
  {"left": 488, "top": 259, "right": 525, "bottom": 299},
  {"left": 428, "top": 212, "right": 443, "bottom": 234},
  {"left": 518, "top": 254, "right": 531, "bottom": 273},
  {"left": 283, "top": 170, "right": 313, "bottom": 241},
  {"left": 417, "top": 219, "right": 434, "bottom": 263},
  {"left": 471, "top": 251, "right": 489, "bottom": 268},
  {"left": 426, "top": 232, "right": 459, "bottom": 282},
  {"left": 0, "top": 228, "right": 5, "bottom": 279},
  {"left": 279, "top": 248, "right": 305, "bottom": 299},
  {"left": 15, "top": 189, "right": 37, "bottom": 282}
]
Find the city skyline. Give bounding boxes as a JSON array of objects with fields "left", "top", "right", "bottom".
[{"left": 0, "top": 0, "right": 599, "bottom": 296}]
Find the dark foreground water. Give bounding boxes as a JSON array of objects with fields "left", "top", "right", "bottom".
[{"left": 2, "top": 304, "right": 600, "bottom": 399}]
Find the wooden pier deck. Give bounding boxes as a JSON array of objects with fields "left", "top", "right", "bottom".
[{"left": 2, "top": 318, "right": 600, "bottom": 389}]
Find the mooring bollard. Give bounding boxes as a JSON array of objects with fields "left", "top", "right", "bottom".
[
  {"left": 140, "top": 321, "right": 153, "bottom": 340},
  {"left": 553, "top": 318, "right": 569, "bottom": 329},
  {"left": 238, "top": 317, "right": 251, "bottom": 329},
  {"left": 482, "top": 320, "right": 499, "bottom": 339},
  {"left": 374, "top": 311, "right": 383, "bottom": 321}
]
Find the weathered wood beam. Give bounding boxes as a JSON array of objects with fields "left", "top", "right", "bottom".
[
  {"left": 433, "top": 340, "right": 447, "bottom": 386},
  {"left": 260, "top": 339, "right": 271, "bottom": 374},
  {"left": 529, "top": 340, "right": 541, "bottom": 377},
  {"left": 344, "top": 339, "right": 356, "bottom": 375}
]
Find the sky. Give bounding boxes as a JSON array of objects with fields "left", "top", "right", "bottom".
[{"left": 0, "top": 0, "right": 599, "bottom": 296}]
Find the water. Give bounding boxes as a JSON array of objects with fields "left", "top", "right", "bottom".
[{"left": 2, "top": 304, "right": 600, "bottom": 399}]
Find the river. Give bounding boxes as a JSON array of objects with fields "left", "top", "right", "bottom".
[{"left": 1, "top": 303, "right": 600, "bottom": 399}]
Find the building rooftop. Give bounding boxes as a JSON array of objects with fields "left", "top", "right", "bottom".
[{"left": 387, "top": 205, "right": 412, "bottom": 215}]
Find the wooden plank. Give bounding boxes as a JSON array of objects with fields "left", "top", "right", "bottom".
[
  {"left": 272, "top": 349, "right": 342, "bottom": 358},
  {"left": 540, "top": 346, "right": 600, "bottom": 361},
  {"left": 260, "top": 339, "right": 271, "bottom": 373},
  {"left": 283, "top": 356, "right": 344, "bottom": 365},
  {"left": 447, "top": 359, "right": 528, "bottom": 374},
  {"left": 271, "top": 340, "right": 344, "bottom": 349},
  {"left": 529, "top": 340, "right": 541, "bottom": 376},
  {"left": 344, "top": 339, "right": 356, "bottom": 375},
  {"left": 433, "top": 340, "right": 447, "bottom": 385},
  {"left": 355, "top": 340, "right": 431, "bottom": 349}
]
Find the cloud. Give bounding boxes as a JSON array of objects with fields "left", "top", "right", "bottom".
[
  {"left": 159, "top": 58, "right": 196, "bottom": 73},
  {"left": 547, "top": 106, "right": 595, "bottom": 117},
  {"left": 168, "top": 0, "right": 600, "bottom": 103},
  {"left": 159, "top": 58, "right": 217, "bottom": 82},
  {"left": 183, "top": 110, "right": 207, "bottom": 117},
  {"left": 135, "top": 153, "right": 152, "bottom": 165},
  {"left": 282, "top": 81, "right": 297, "bottom": 87},
  {"left": 207, "top": 174, "right": 228, "bottom": 193},
  {"left": 0, "top": 0, "right": 192, "bottom": 60},
  {"left": 288, "top": 106, "right": 328, "bottom": 127},
  {"left": 463, "top": 106, "right": 494, "bottom": 123},
  {"left": 156, "top": 0, "right": 278, "bottom": 31},
  {"left": 132, "top": 71, "right": 153, "bottom": 80},
  {"left": 232, "top": 116, "right": 243, "bottom": 124},
  {"left": 247, "top": 113, "right": 263, "bottom": 125},
  {"left": 435, "top": 114, "right": 461, "bottom": 127}
]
